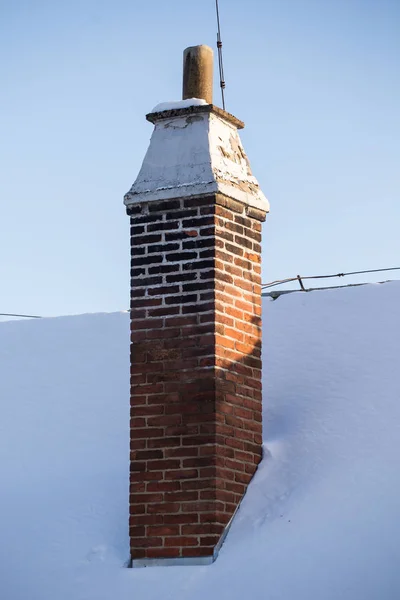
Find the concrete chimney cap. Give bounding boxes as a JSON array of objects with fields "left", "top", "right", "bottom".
[
  {"left": 124, "top": 107, "right": 269, "bottom": 213},
  {"left": 123, "top": 45, "right": 269, "bottom": 214}
]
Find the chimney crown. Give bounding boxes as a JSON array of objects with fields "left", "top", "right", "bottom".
[{"left": 124, "top": 45, "right": 269, "bottom": 213}]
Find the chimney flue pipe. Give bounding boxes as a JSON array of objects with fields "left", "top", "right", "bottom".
[{"left": 182, "top": 45, "right": 213, "bottom": 104}]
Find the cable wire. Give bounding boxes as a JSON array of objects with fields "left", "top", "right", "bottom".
[
  {"left": 0, "top": 312, "right": 42, "bottom": 319},
  {"left": 262, "top": 266, "right": 400, "bottom": 290},
  {"left": 3, "top": 268, "right": 399, "bottom": 318},
  {"left": 215, "top": 0, "right": 226, "bottom": 110}
]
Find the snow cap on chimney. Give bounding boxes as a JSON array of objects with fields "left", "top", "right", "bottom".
[{"left": 124, "top": 45, "right": 269, "bottom": 214}]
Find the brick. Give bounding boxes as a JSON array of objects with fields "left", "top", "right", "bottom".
[
  {"left": 147, "top": 415, "right": 182, "bottom": 428},
  {"left": 133, "top": 428, "right": 164, "bottom": 439},
  {"left": 130, "top": 245, "right": 147, "bottom": 257},
  {"left": 131, "top": 234, "right": 162, "bottom": 246},
  {"left": 225, "top": 243, "right": 244, "bottom": 257},
  {"left": 165, "top": 491, "right": 199, "bottom": 502},
  {"left": 130, "top": 267, "right": 146, "bottom": 277},
  {"left": 146, "top": 548, "right": 180, "bottom": 559},
  {"left": 199, "top": 249, "right": 214, "bottom": 259},
  {"left": 148, "top": 306, "right": 180, "bottom": 317},
  {"left": 166, "top": 208, "right": 197, "bottom": 220},
  {"left": 166, "top": 251, "right": 198, "bottom": 262},
  {"left": 234, "top": 235, "right": 253, "bottom": 249},
  {"left": 164, "top": 469, "right": 198, "bottom": 480},
  {"left": 182, "top": 547, "right": 214, "bottom": 557},
  {"left": 130, "top": 492, "right": 163, "bottom": 504},
  {"left": 183, "top": 260, "right": 214, "bottom": 271},
  {"left": 181, "top": 478, "right": 214, "bottom": 491},
  {"left": 182, "top": 238, "right": 215, "bottom": 250},
  {"left": 234, "top": 215, "right": 252, "bottom": 228},
  {"left": 165, "top": 536, "right": 199, "bottom": 547},
  {"left": 244, "top": 251, "right": 261, "bottom": 263},
  {"left": 130, "top": 214, "right": 159, "bottom": 224},
  {"left": 200, "top": 227, "right": 214, "bottom": 237},
  {"left": 148, "top": 199, "right": 181, "bottom": 212},
  {"left": 183, "top": 197, "right": 214, "bottom": 208},
  {"left": 130, "top": 310, "right": 146, "bottom": 321},
  {"left": 131, "top": 298, "right": 162, "bottom": 309},
  {"left": 148, "top": 243, "right": 180, "bottom": 254},
  {"left": 129, "top": 192, "right": 264, "bottom": 561},
  {"left": 149, "top": 264, "right": 180, "bottom": 275},
  {"left": 164, "top": 514, "right": 199, "bottom": 525},
  {"left": 132, "top": 255, "right": 163, "bottom": 266},
  {"left": 200, "top": 291, "right": 214, "bottom": 303},
  {"left": 147, "top": 481, "right": 181, "bottom": 492},
  {"left": 130, "top": 549, "right": 147, "bottom": 559},
  {"left": 215, "top": 250, "right": 233, "bottom": 263},
  {"left": 146, "top": 328, "right": 180, "bottom": 340},
  {"left": 130, "top": 537, "right": 163, "bottom": 548},
  {"left": 182, "top": 302, "right": 214, "bottom": 315},
  {"left": 131, "top": 276, "right": 162, "bottom": 288},
  {"left": 127, "top": 205, "right": 142, "bottom": 216},
  {"left": 147, "top": 502, "right": 181, "bottom": 514},
  {"left": 166, "top": 273, "right": 196, "bottom": 283},
  {"left": 182, "top": 282, "right": 213, "bottom": 292},
  {"left": 130, "top": 225, "right": 145, "bottom": 235},
  {"left": 166, "top": 230, "right": 199, "bottom": 241},
  {"left": 133, "top": 449, "right": 163, "bottom": 459},
  {"left": 129, "top": 514, "right": 163, "bottom": 526},
  {"left": 199, "top": 535, "right": 219, "bottom": 546},
  {"left": 200, "top": 206, "right": 214, "bottom": 215},
  {"left": 182, "top": 457, "right": 214, "bottom": 468},
  {"left": 225, "top": 220, "right": 243, "bottom": 234},
  {"left": 148, "top": 221, "right": 179, "bottom": 232},
  {"left": 165, "top": 447, "right": 199, "bottom": 458},
  {"left": 215, "top": 195, "right": 244, "bottom": 214},
  {"left": 182, "top": 216, "right": 214, "bottom": 228},
  {"left": 246, "top": 206, "right": 267, "bottom": 221},
  {"left": 165, "top": 294, "right": 197, "bottom": 305},
  {"left": 129, "top": 526, "right": 146, "bottom": 537},
  {"left": 147, "top": 526, "right": 180, "bottom": 536},
  {"left": 148, "top": 285, "right": 180, "bottom": 296},
  {"left": 182, "top": 523, "right": 223, "bottom": 535}
]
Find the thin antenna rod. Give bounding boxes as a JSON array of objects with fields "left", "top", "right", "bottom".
[{"left": 215, "top": 0, "right": 226, "bottom": 110}]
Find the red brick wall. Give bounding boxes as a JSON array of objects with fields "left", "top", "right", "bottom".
[{"left": 128, "top": 193, "right": 266, "bottom": 562}]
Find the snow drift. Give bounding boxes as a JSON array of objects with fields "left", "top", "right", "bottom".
[{"left": 1, "top": 282, "right": 399, "bottom": 599}]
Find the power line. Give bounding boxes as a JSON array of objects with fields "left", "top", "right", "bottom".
[
  {"left": 262, "top": 266, "right": 400, "bottom": 290},
  {"left": 2, "top": 268, "right": 399, "bottom": 319},
  {"left": 0, "top": 312, "right": 42, "bottom": 319},
  {"left": 263, "top": 281, "right": 374, "bottom": 299},
  {"left": 215, "top": 0, "right": 226, "bottom": 110}
]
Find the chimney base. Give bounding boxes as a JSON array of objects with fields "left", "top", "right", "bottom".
[
  {"left": 129, "top": 500, "right": 239, "bottom": 568},
  {"left": 131, "top": 553, "right": 215, "bottom": 568}
]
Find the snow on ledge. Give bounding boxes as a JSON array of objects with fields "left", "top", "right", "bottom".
[{"left": 151, "top": 98, "right": 208, "bottom": 113}]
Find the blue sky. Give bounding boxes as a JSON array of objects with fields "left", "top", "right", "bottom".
[{"left": 1, "top": 0, "right": 399, "bottom": 317}]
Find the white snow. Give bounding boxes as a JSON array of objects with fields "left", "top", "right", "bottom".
[
  {"left": 151, "top": 98, "right": 208, "bottom": 113},
  {"left": 1, "top": 282, "right": 400, "bottom": 599}
]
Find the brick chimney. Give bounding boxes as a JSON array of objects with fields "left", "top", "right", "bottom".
[{"left": 125, "top": 45, "right": 269, "bottom": 567}]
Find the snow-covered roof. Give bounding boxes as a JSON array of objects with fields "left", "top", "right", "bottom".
[{"left": 1, "top": 282, "right": 400, "bottom": 599}]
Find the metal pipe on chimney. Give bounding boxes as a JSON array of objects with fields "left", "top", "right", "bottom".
[{"left": 182, "top": 45, "right": 213, "bottom": 104}]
